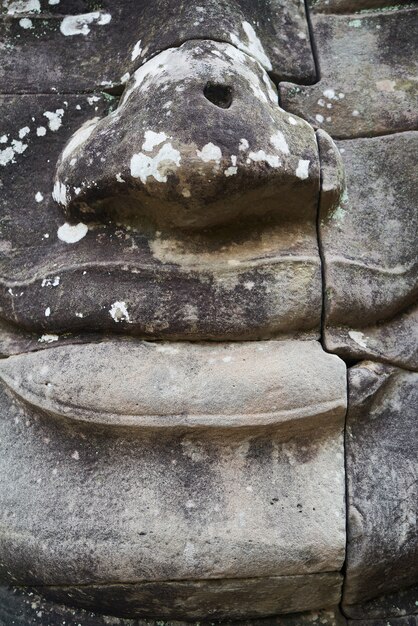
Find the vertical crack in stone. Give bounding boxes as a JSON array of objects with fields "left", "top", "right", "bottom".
[{"left": 304, "top": 0, "right": 322, "bottom": 85}]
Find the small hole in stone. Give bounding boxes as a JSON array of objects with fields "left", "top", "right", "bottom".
[{"left": 203, "top": 82, "right": 233, "bottom": 109}]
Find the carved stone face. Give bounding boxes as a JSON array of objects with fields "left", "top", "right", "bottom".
[{"left": 0, "top": 1, "right": 417, "bottom": 624}]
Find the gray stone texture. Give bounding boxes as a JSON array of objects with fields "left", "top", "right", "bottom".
[
  {"left": 0, "top": 0, "right": 417, "bottom": 621},
  {"left": 344, "top": 582, "right": 418, "bottom": 620},
  {"left": 344, "top": 362, "right": 418, "bottom": 608},
  {"left": 347, "top": 618, "right": 418, "bottom": 626},
  {"left": 309, "top": 0, "right": 413, "bottom": 13},
  {"left": 0, "top": 586, "right": 347, "bottom": 626},
  {"left": 34, "top": 576, "right": 344, "bottom": 621},
  {"left": 319, "top": 131, "right": 418, "bottom": 370},
  {"left": 0, "top": 0, "right": 316, "bottom": 93},
  {"left": 280, "top": 7, "right": 418, "bottom": 138}
]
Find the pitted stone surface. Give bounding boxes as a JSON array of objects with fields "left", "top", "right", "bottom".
[
  {"left": 344, "top": 362, "right": 418, "bottom": 607},
  {"left": 280, "top": 8, "right": 418, "bottom": 138},
  {"left": 0, "top": 0, "right": 315, "bottom": 93},
  {"left": 318, "top": 131, "right": 418, "bottom": 370}
]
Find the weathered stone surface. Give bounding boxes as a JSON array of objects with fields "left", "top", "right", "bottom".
[
  {"left": 56, "top": 41, "right": 319, "bottom": 232},
  {"left": 309, "top": 0, "right": 413, "bottom": 13},
  {"left": 347, "top": 618, "right": 418, "bottom": 626},
  {"left": 344, "top": 362, "right": 418, "bottom": 607},
  {"left": 344, "top": 582, "right": 418, "bottom": 619},
  {"left": 0, "top": 93, "right": 322, "bottom": 340},
  {"left": 0, "top": 341, "right": 346, "bottom": 617},
  {"left": 280, "top": 8, "right": 418, "bottom": 138},
  {"left": 0, "top": 0, "right": 315, "bottom": 94},
  {"left": 35, "top": 576, "right": 343, "bottom": 620},
  {"left": 318, "top": 130, "right": 418, "bottom": 370},
  {"left": 0, "top": 586, "right": 347, "bottom": 626}
]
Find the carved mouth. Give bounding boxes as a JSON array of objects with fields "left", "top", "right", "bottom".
[{"left": 0, "top": 339, "right": 346, "bottom": 429}]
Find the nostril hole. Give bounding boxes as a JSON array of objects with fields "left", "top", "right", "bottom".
[{"left": 203, "top": 82, "right": 233, "bottom": 109}]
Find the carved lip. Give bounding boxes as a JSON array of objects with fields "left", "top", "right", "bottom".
[{"left": 0, "top": 339, "right": 346, "bottom": 428}]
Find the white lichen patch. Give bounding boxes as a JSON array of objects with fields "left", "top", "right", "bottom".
[
  {"left": 109, "top": 301, "right": 130, "bottom": 323},
  {"left": 19, "top": 17, "right": 33, "bottom": 28},
  {"left": 61, "top": 117, "right": 99, "bottom": 161},
  {"left": 315, "top": 114, "right": 324, "bottom": 123},
  {"left": 42, "top": 276, "right": 60, "bottom": 287},
  {"left": 248, "top": 150, "right": 280, "bottom": 168},
  {"left": 239, "top": 138, "right": 249, "bottom": 152},
  {"left": 36, "top": 126, "right": 46, "bottom": 136},
  {"left": 230, "top": 21, "right": 272, "bottom": 71},
  {"left": 262, "top": 73, "right": 277, "bottom": 104},
  {"left": 0, "top": 147, "right": 16, "bottom": 167},
  {"left": 6, "top": 0, "right": 40, "bottom": 15},
  {"left": 18, "top": 126, "right": 30, "bottom": 138},
  {"left": 45, "top": 307, "right": 51, "bottom": 317},
  {"left": 87, "top": 95, "right": 100, "bottom": 106},
  {"left": 270, "top": 130, "right": 289, "bottom": 155},
  {"left": 323, "top": 88, "right": 337, "bottom": 100},
  {"left": 130, "top": 142, "right": 181, "bottom": 184},
  {"left": 52, "top": 180, "right": 67, "bottom": 205},
  {"left": 0, "top": 134, "right": 28, "bottom": 166},
  {"left": 296, "top": 159, "right": 310, "bottom": 180},
  {"left": 60, "top": 12, "right": 111, "bottom": 36},
  {"left": 196, "top": 142, "right": 222, "bottom": 164},
  {"left": 330, "top": 205, "right": 346, "bottom": 224},
  {"left": 38, "top": 334, "right": 59, "bottom": 343},
  {"left": 0, "top": 135, "right": 7, "bottom": 143},
  {"left": 35, "top": 191, "right": 43, "bottom": 202},
  {"left": 352, "top": 110, "right": 360, "bottom": 117},
  {"left": 57, "top": 222, "right": 88, "bottom": 243},
  {"left": 224, "top": 166, "right": 237, "bottom": 177},
  {"left": 131, "top": 39, "right": 142, "bottom": 61},
  {"left": 349, "top": 19, "right": 362, "bottom": 28},
  {"left": 348, "top": 330, "right": 368, "bottom": 349},
  {"left": 11, "top": 139, "right": 27, "bottom": 154},
  {"left": 43, "top": 109, "right": 64, "bottom": 131},
  {"left": 142, "top": 130, "right": 168, "bottom": 152}
]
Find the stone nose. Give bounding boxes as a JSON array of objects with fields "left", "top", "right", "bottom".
[{"left": 54, "top": 40, "right": 319, "bottom": 232}]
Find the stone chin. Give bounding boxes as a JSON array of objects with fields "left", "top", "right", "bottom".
[{"left": 0, "top": 339, "right": 347, "bottom": 620}]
